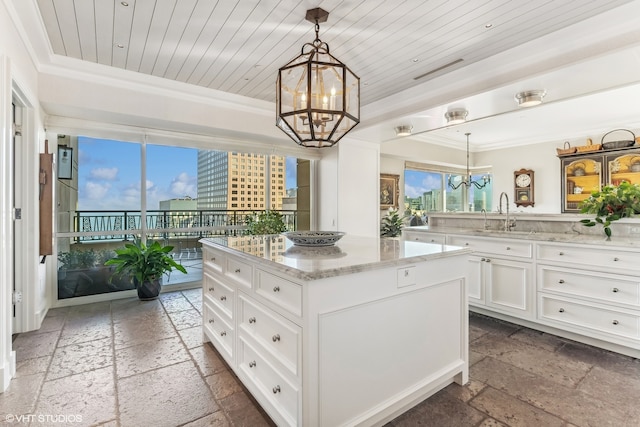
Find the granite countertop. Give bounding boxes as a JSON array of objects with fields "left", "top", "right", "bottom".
[
  {"left": 200, "top": 235, "right": 471, "bottom": 281},
  {"left": 406, "top": 225, "right": 640, "bottom": 248}
]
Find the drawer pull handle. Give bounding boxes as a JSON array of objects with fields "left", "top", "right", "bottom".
[
  {"left": 613, "top": 257, "right": 620, "bottom": 262},
  {"left": 220, "top": 331, "right": 227, "bottom": 337},
  {"left": 485, "top": 258, "right": 491, "bottom": 263},
  {"left": 465, "top": 243, "right": 470, "bottom": 246},
  {"left": 220, "top": 295, "right": 227, "bottom": 301},
  {"left": 506, "top": 247, "right": 511, "bottom": 250},
  {"left": 273, "top": 286, "right": 280, "bottom": 292},
  {"left": 249, "top": 361, "right": 256, "bottom": 368},
  {"left": 272, "top": 334, "right": 281, "bottom": 342},
  {"left": 558, "top": 280, "right": 565, "bottom": 284},
  {"left": 558, "top": 308, "right": 565, "bottom": 313},
  {"left": 209, "top": 319, "right": 214, "bottom": 324},
  {"left": 481, "top": 258, "right": 486, "bottom": 262},
  {"left": 208, "top": 287, "right": 214, "bottom": 292},
  {"left": 211, "top": 257, "right": 216, "bottom": 262},
  {"left": 559, "top": 252, "right": 564, "bottom": 256},
  {"left": 612, "top": 288, "right": 620, "bottom": 293},
  {"left": 612, "top": 320, "right": 619, "bottom": 325},
  {"left": 273, "top": 385, "right": 281, "bottom": 394},
  {"left": 248, "top": 317, "right": 256, "bottom": 324},
  {"left": 430, "top": 239, "right": 436, "bottom": 242},
  {"left": 235, "top": 268, "right": 241, "bottom": 273}
]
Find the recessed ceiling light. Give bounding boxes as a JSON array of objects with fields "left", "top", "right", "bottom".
[
  {"left": 115, "top": 43, "right": 125, "bottom": 49},
  {"left": 121, "top": 2, "right": 129, "bottom": 6},
  {"left": 484, "top": 23, "right": 493, "bottom": 29},
  {"left": 412, "top": 58, "right": 419, "bottom": 63}
]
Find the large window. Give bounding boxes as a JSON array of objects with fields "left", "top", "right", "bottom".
[
  {"left": 404, "top": 167, "right": 492, "bottom": 217},
  {"left": 56, "top": 135, "right": 302, "bottom": 301}
]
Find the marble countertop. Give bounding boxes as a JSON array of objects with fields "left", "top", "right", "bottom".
[
  {"left": 406, "top": 226, "right": 640, "bottom": 248},
  {"left": 200, "top": 235, "right": 471, "bottom": 281}
]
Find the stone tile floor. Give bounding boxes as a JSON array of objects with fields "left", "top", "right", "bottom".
[{"left": 1, "top": 288, "right": 639, "bottom": 426}]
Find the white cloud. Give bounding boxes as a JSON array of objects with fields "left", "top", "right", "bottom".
[
  {"left": 84, "top": 181, "right": 111, "bottom": 200},
  {"left": 169, "top": 172, "right": 196, "bottom": 198},
  {"left": 89, "top": 167, "right": 118, "bottom": 180}
]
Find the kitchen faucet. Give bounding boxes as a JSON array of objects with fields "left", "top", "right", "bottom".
[
  {"left": 498, "top": 192, "right": 516, "bottom": 231},
  {"left": 481, "top": 208, "right": 488, "bottom": 230}
]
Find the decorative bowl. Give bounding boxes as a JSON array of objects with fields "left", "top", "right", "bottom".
[{"left": 283, "top": 231, "right": 346, "bottom": 246}]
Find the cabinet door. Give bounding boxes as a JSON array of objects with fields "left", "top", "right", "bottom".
[
  {"left": 606, "top": 151, "right": 640, "bottom": 186},
  {"left": 562, "top": 156, "right": 602, "bottom": 212},
  {"left": 485, "top": 257, "right": 534, "bottom": 319},
  {"left": 467, "top": 255, "right": 485, "bottom": 305}
]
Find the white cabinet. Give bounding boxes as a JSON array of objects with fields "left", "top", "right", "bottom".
[
  {"left": 536, "top": 242, "right": 640, "bottom": 352},
  {"left": 449, "top": 235, "right": 534, "bottom": 320},
  {"left": 404, "top": 231, "right": 446, "bottom": 244}
]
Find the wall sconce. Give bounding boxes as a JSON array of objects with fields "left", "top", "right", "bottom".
[
  {"left": 57, "top": 145, "right": 73, "bottom": 179},
  {"left": 445, "top": 108, "right": 468, "bottom": 125},
  {"left": 515, "top": 90, "right": 546, "bottom": 107},
  {"left": 394, "top": 125, "right": 413, "bottom": 137}
]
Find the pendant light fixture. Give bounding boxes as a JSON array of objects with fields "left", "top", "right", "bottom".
[
  {"left": 276, "top": 8, "right": 360, "bottom": 148},
  {"left": 448, "top": 133, "right": 491, "bottom": 190}
]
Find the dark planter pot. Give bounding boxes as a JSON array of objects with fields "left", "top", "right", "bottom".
[{"left": 136, "top": 278, "right": 162, "bottom": 300}]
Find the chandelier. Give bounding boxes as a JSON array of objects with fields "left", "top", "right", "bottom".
[
  {"left": 276, "top": 8, "right": 360, "bottom": 148},
  {"left": 448, "top": 133, "right": 491, "bottom": 190}
]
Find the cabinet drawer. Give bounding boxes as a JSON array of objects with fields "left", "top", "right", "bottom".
[
  {"left": 537, "top": 243, "right": 638, "bottom": 272},
  {"left": 404, "top": 232, "right": 446, "bottom": 244},
  {"left": 238, "top": 336, "right": 299, "bottom": 427},
  {"left": 203, "top": 301, "right": 234, "bottom": 363},
  {"left": 203, "top": 272, "right": 235, "bottom": 319},
  {"left": 538, "top": 266, "right": 640, "bottom": 308},
  {"left": 239, "top": 294, "right": 301, "bottom": 377},
  {"left": 203, "top": 247, "right": 225, "bottom": 274},
  {"left": 255, "top": 269, "right": 302, "bottom": 317},
  {"left": 539, "top": 295, "right": 640, "bottom": 340},
  {"left": 226, "top": 257, "right": 252, "bottom": 289},
  {"left": 447, "top": 235, "right": 532, "bottom": 258}
]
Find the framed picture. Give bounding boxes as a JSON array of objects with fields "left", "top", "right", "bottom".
[
  {"left": 57, "top": 146, "right": 73, "bottom": 180},
  {"left": 380, "top": 173, "right": 399, "bottom": 209}
]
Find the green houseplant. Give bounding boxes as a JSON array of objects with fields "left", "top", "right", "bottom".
[
  {"left": 380, "top": 208, "right": 406, "bottom": 237},
  {"left": 245, "top": 210, "right": 287, "bottom": 235},
  {"left": 105, "top": 239, "right": 187, "bottom": 300},
  {"left": 579, "top": 181, "right": 640, "bottom": 239}
]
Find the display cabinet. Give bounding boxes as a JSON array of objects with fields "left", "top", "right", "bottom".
[{"left": 560, "top": 147, "right": 640, "bottom": 212}]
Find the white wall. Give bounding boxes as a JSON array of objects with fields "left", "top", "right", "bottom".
[{"left": 0, "top": 0, "right": 43, "bottom": 392}]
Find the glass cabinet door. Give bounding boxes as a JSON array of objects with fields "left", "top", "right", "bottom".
[
  {"left": 607, "top": 153, "right": 640, "bottom": 186},
  {"left": 563, "top": 157, "right": 602, "bottom": 212}
]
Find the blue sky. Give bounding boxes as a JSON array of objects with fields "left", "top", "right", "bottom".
[
  {"left": 404, "top": 170, "right": 442, "bottom": 198},
  {"left": 78, "top": 137, "right": 298, "bottom": 210}
]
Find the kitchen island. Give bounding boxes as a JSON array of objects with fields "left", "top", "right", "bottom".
[{"left": 200, "top": 234, "right": 471, "bottom": 427}]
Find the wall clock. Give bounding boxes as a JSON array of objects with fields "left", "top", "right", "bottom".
[{"left": 514, "top": 169, "right": 535, "bottom": 207}]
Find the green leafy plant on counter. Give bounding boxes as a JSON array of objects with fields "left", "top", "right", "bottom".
[
  {"left": 380, "top": 208, "right": 406, "bottom": 238},
  {"left": 245, "top": 210, "right": 287, "bottom": 235},
  {"left": 579, "top": 181, "right": 640, "bottom": 238}
]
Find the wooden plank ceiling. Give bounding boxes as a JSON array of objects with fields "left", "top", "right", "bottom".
[{"left": 35, "top": 0, "right": 631, "bottom": 106}]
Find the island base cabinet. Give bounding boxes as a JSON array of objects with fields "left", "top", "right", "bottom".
[{"left": 315, "top": 279, "right": 467, "bottom": 427}]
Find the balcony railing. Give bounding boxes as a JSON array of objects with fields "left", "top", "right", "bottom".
[{"left": 72, "top": 209, "right": 297, "bottom": 243}]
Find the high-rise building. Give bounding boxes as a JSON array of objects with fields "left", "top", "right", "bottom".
[{"left": 196, "top": 151, "right": 287, "bottom": 210}]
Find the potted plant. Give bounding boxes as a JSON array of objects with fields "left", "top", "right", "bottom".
[
  {"left": 245, "top": 210, "right": 287, "bottom": 235},
  {"left": 579, "top": 181, "right": 640, "bottom": 239},
  {"left": 105, "top": 239, "right": 187, "bottom": 300},
  {"left": 380, "top": 208, "right": 406, "bottom": 237}
]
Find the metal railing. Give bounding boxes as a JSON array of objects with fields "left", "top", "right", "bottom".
[{"left": 72, "top": 209, "right": 297, "bottom": 243}]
